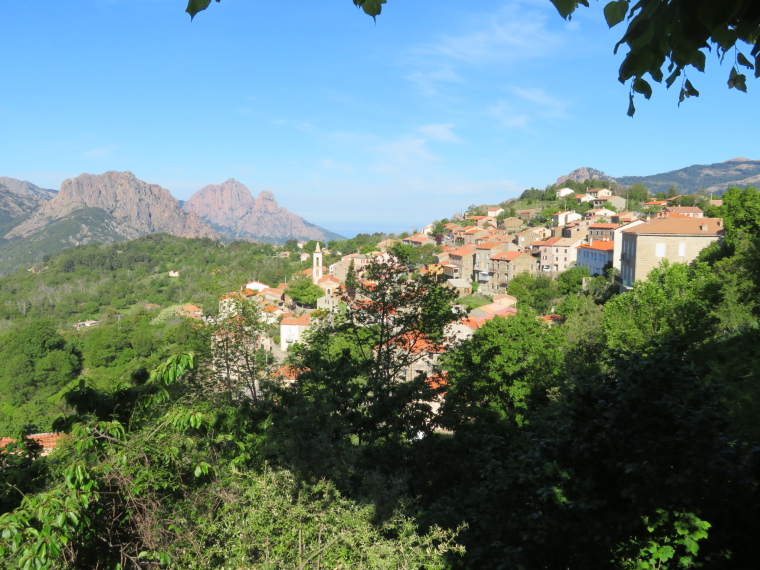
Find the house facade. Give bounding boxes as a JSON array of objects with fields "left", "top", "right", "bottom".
[
  {"left": 536, "top": 237, "right": 583, "bottom": 273},
  {"left": 280, "top": 313, "right": 312, "bottom": 351},
  {"left": 488, "top": 251, "right": 538, "bottom": 291},
  {"left": 576, "top": 239, "right": 615, "bottom": 276},
  {"left": 619, "top": 217, "right": 724, "bottom": 288}
]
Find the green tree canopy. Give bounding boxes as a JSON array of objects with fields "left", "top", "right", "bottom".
[{"left": 286, "top": 276, "right": 325, "bottom": 307}]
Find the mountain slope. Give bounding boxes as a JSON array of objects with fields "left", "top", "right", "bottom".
[
  {"left": 184, "top": 179, "right": 343, "bottom": 244},
  {"left": 615, "top": 157, "right": 760, "bottom": 195},
  {"left": 0, "top": 184, "right": 41, "bottom": 228},
  {"left": 0, "top": 176, "right": 57, "bottom": 201}
]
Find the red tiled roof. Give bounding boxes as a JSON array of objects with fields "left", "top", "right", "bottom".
[
  {"left": 578, "top": 240, "right": 615, "bottom": 251},
  {"left": 664, "top": 206, "right": 704, "bottom": 213},
  {"left": 275, "top": 366, "right": 302, "bottom": 380},
  {"left": 0, "top": 433, "right": 65, "bottom": 456},
  {"left": 476, "top": 241, "right": 503, "bottom": 250},
  {"left": 622, "top": 217, "right": 723, "bottom": 236},
  {"left": 490, "top": 251, "right": 523, "bottom": 261},
  {"left": 448, "top": 246, "right": 476, "bottom": 257},
  {"left": 281, "top": 314, "right": 311, "bottom": 326},
  {"left": 588, "top": 223, "right": 620, "bottom": 229},
  {"left": 381, "top": 332, "right": 446, "bottom": 354},
  {"left": 534, "top": 237, "right": 562, "bottom": 246},
  {"left": 539, "top": 314, "right": 565, "bottom": 323}
]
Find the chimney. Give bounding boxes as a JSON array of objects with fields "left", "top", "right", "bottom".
[{"left": 700, "top": 223, "right": 708, "bottom": 232}]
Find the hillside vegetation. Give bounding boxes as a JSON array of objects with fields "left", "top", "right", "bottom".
[{"left": 2, "top": 189, "right": 760, "bottom": 568}]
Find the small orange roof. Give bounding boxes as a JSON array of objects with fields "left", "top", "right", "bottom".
[
  {"left": 380, "top": 332, "right": 445, "bottom": 354},
  {"left": 281, "top": 314, "right": 311, "bottom": 326},
  {"left": 588, "top": 223, "right": 620, "bottom": 229},
  {"left": 476, "top": 241, "right": 503, "bottom": 250},
  {"left": 539, "top": 314, "right": 564, "bottom": 323},
  {"left": 490, "top": 251, "right": 523, "bottom": 261},
  {"left": 578, "top": 240, "right": 615, "bottom": 251},
  {"left": 533, "top": 237, "right": 562, "bottom": 247},
  {"left": 448, "top": 246, "right": 477, "bottom": 257}
]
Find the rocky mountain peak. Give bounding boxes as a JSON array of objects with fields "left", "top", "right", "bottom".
[
  {"left": 183, "top": 181, "right": 341, "bottom": 244},
  {"left": 5, "top": 171, "right": 221, "bottom": 241},
  {"left": 184, "top": 178, "right": 255, "bottom": 230},
  {"left": 556, "top": 167, "right": 615, "bottom": 186}
]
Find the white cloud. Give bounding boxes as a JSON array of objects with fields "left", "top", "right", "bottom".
[
  {"left": 405, "top": 3, "right": 564, "bottom": 93},
  {"left": 417, "top": 123, "right": 462, "bottom": 143},
  {"left": 320, "top": 158, "right": 354, "bottom": 173},
  {"left": 512, "top": 87, "right": 568, "bottom": 119},
  {"left": 488, "top": 100, "right": 530, "bottom": 129},
  {"left": 488, "top": 87, "right": 569, "bottom": 129},
  {"left": 369, "top": 137, "right": 438, "bottom": 174},
  {"left": 82, "top": 147, "right": 111, "bottom": 158},
  {"left": 405, "top": 66, "right": 462, "bottom": 96}
]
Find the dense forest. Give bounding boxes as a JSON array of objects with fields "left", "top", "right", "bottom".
[{"left": 2, "top": 188, "right": 760, "bottom": 568}]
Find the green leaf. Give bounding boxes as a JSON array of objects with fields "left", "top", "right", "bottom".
[
  {"left": 737, "top": 52, "right": 754, "bottom": 70},
  {"left": 686, "top": 80, "right": 699, "bottom": 96},
  {"left": 627, "top": 92, "right": 636, "bottom": 117},
  {"left": 657, "top": 545, "right": 675, "bottom": 561},
  {"left": 550, "top": 0, "right": 586, "bottom": 19},
  {"left": 632, "top": 77, "right": 652, "bottom": 99},
  {"left": 603, "top": 0, "right": 629, "bottom": 28},
  {"left": 354, "top": 0, "right": 386, "bottom": 19},
  {"left": 665, "top": 68, "right": 681, "bottom": 88},
  {"left": 728, "top": 66, "right": 747, "bottom": 91},
  {"left": 690, "top": 50, "right": 706, "bottom": 73},
  {"left": 185, "top": 0, "right": 218, "bottom": 20}
]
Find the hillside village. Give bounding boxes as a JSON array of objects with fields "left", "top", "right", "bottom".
[{"left": 196, "top": 185, "right": 725, "bottom": 372}]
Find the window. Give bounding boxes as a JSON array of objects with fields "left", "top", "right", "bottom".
[
  {"left": 655, "top": 243, "right": 665, "bottom": 258},
  {"left": 678, "top": 243, "right": 686, "bottom": 257}
]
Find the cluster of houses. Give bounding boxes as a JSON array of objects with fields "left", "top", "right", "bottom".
[
  {"left": 415, "top": 191, "right": 723, "bottom": 293},
  {"left": 207, "top": 189, "right": 724, "bottom": 360}
]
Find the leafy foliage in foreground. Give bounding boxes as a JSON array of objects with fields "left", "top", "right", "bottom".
[{"left": 0, "top": 353, "right": 460, "bottom": 568}]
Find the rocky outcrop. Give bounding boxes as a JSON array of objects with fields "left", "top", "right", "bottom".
[
  {"left": 184, "top": 180, "right": 342, "bottom": 243},
  {"left": 183, "top": 178, "right": 255, "bottom": 230},
  {"left": 5, "top": 171, "right": 222, "bottom": 241},
  {"left": 556, "top": 167, "right": 615, "bottom": 186}
]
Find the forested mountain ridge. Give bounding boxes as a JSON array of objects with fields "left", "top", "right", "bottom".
[
  {"left": 556, "top": 157, "right": 760, "bottom": 195},
  {"left": 184, "top": 179, "right": 344, "bottom": 244}
]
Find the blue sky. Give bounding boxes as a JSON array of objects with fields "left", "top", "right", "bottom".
[{"left": 1, "top": 1, "right": 757, "bottom": 236}]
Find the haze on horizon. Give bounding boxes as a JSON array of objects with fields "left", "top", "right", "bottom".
[{"left": 0, "top": 1, "right": 757, "bottom": 236}]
